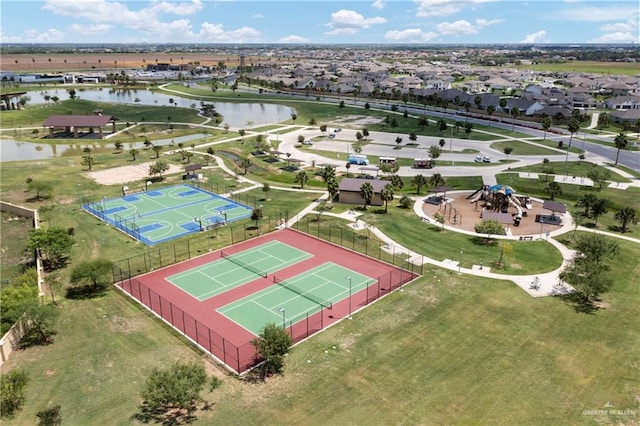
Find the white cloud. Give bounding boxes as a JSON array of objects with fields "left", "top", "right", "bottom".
[
  {"left": 325, "top": 9, "right": 387, "bottom": 35},
  {"left": 435, "top": 17, "right": 501, "bottom": 36},
  {"left": 437, "top": 19, "right": 478, "bottom": 35},
  {"left": 196, "top": 23, "right": 262, "bottom": 43},
  {"left": 279, "top": 35, "right": 310, "bottom": 43},
  {"left": 147, "top": 0, "right": 203, "bottom": 16},
  {"left": 414, "top": 0, "right": 494, "bottom": 18},
  {"left": 384, "top": 28, "right": 438, "bottom": 42},
  {"left": 590, "top": 32, "right": 638, "bottom": 43},
  {"left": 599, "top": 19, "right": 637, "bottom": 33},
  {"left": 372, "top": 0, "right": 386, "bottom": 10},
  {"left": 555, "top": 6, "right": 639, "bottom": 22},
  {"left": 519, "top": 30, "right": 549, "bottom": 43},
  {"left": 251, "top": 14, "right": 264, "bottom": 19},
  {"left": 20, "top": 28, "right": 66, "bottom": 43},
  {"left": 68, "top": 24, "right": 111, "bottom": 35}
]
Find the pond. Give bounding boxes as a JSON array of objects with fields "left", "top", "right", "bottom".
[{"left": 1, "top": 88, "right": 294, "bottom": 162}]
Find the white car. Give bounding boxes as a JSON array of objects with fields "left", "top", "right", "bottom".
[{"left": 302, "top": 139, "right": 313, "bottom": 145}]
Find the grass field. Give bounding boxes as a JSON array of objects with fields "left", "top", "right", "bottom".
[{"left": 3, "top": 234, "right": 638, "bottom": 425}]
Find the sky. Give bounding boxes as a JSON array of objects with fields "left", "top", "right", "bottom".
[{"left": 1, "top": 0, "right": 639, "bottom": 45}]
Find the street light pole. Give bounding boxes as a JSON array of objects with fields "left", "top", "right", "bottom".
[
  {"left": 458, "top": 250, "right": 463, "bottom": 274},
  {"left": 346, "top": 276, "right": 352, "bottom": 319},
  {"left": 279, "top": 307, "right": 285, "bottom": 329}
]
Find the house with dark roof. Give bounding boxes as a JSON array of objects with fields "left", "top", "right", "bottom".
[{"left": 338, "top": 177, "right": 388, "bottom": 206}]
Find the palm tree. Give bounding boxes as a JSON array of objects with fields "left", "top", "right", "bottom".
[
  {"left": 241, "top": 158, "right": 252, "bottom": 174},
  {"left": 380, "top": 184, "right": 395, "bottom": 213},
  {"left": 567, "top": 118, "right": 580, "bottom": 148},
  {"left": 428, "top": 173, "right": 445, "bottom": 188},
  {"left": 359, "top": 182, "right": 374, "bottom": 209},
  {"left": 511, "top": 108, "right": 520, "bottom": 132},
  {"left": 486, "top": 104, "right": 495, "bottom": 126},
  {"left": 294, "top": 170, "right": 309, "bottom": 189},
  {"left": 614, "top": 207, "right": 638, "bottom": 233},
  {"left": 412, "top": 174, "right": 428, "bottom": 195},
  {"left": 541, "top": 116, "right": 552, "bottom": 140},
  {"left": 327, "top": 177, "right": 339, "bottom": 201},
  {"left": 613, "top": 132, "right": 628, "bottom": 166}
]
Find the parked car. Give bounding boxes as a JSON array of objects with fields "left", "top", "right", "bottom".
[
  {"left": 482, "top": 156, "right": 491, "bottom": 163},
  {"left": 474, "top": 156, "right": 483, "bottom": 163},
  {"left": 328, "top": 133, "right": 336, "bottom": 139},
  {"left": 303, "top": 139, "right": 313, "bottom": 145},
  {"left": 334, "top": 128, "right": 342, "bottom": 132}
]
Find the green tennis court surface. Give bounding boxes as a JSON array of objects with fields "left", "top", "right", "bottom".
[
  {"left": 218, "top": 262, "right": 377, "bottom": 335},
  {"left": 82, "top": 184, "right": 252, "bottom": 245},
  {"left": 166, "top": 240, "right": 312, "bottom": 301}
]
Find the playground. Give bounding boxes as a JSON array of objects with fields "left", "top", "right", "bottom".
[{"left": 421, "top": 186, "right": 566, "bottom": 237}]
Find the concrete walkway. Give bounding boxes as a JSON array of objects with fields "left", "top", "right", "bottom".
[{"left": 180, "top": 125, "right": 637, "bottom": 299}]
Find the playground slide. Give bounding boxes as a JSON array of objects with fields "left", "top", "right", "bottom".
[
  {"left": 469, "top": 190, "right": 487, "bottom": 204},
  {"left": 508, "top": 196, "right": 523, "bottom": 225},
  {"left": 466, "top": 188, "right": 482, "bottom": 200}
]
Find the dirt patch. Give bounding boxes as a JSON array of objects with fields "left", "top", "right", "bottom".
[
  {"left": 85, "top": 162, "right": 184, "bottom": 186},
  {"left": 328, "top": 115, "right": 385, "bottom": 127}
]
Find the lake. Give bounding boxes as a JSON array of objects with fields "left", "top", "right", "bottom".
[{"left": 1, "top": 87, "right": 294, "bottom": 162}]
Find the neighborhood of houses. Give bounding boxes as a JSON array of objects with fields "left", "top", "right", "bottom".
[{"left": 2, "top": 48, "right": 640, "bottom": 127}]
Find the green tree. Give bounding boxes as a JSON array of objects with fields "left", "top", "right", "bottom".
[
  {"left": 541, "top": 116, "right": 552, "bottom": 140},
  {"left": 497, "top": 241, "right": 513, "bottom": 267},
  {"left": 437, "top": 119, "right": 448, "bottom": 134},
  {"left": 597, "top": 112, "right": 609, "bottom": 131},
  {"left": 22, "top": 302, "right": 60, "bottom": 345},
  {"left": 428, "top": 173, "right": 445, "bottom": 188},
  {"left": 486, "top": 104, "right": 495, "bottom": 125},
  {"left": 81, "top": 147, "right": 94, "bottom": 171},
  {"left": 240, "top": 157, "right": 252, "bottom": 175},
  {"left": 251, "top": 322, "right": 292, "bottom": 380},
  {"left": 152, "top": 144, "right": 163, "bottom": 159},
  {"left": 69, "top": 259, "right": 114, "bottom": 293},
  {"left": 434, "top": 212, "right": 446, "bottom": 231},
  {"left": 1, "top": 370, "right": 29, "bottom": 419},
  {"left": 586, "top": 169, "right": 611, "bottom": 190},
  {"left": 27, "top": 180, "right": 53, "bottom": 200},
  {"left": 380, "top": 184, "right": 395, "bottom": 213},
  {"left": 511, "top": 108, "right": 520, "bottom": 131},
  {"left": 613, "top": 132, "right": 628, "bottom": 166},
  {"left": 320, "top": 166, "right": 336, "bottom": 183},
  {"left": 45, "top": 272, "right": 63, "bottom": 305},
  {"left": 294, "top": 170, "right": 309, "bottom": 189},
  {"left": 314, "top": 201, "right": 333, "bottom": 222},
  {"left": 412, "top": 174, "right": 428, "bottom": 195},
  {"left": 251, "top": 206, "right": 263, "bottom": 229},
  {"left": 262, "top": 183, "right": 271, "bottom": 200},
  {"left": 474, "top": 219, "right": 506, "bottom": 244},
  {"left": 114, "top": 141, "right": 123, "bottom": 153},
  {"left": 614, "top": 207, "right": 638, "bottom": 233},
  {"left": 36, "top": 405, "right": 62, "bottom": 426},
  {"left": 352, "top": 143, "right": 363, "bottom": 154},
  {"left": 26, "top": 227, "right": 74, "bottom": 270},
  {"left": 503, "top": 147, "right": 513, "bottom": 161},
  {"left": 567, "top": 118, "right": 580, "bottom": 148},
  {"left": 576, "top": 233, "right": 619, "bottom": 266},
  {"left": 429, "top": 145, "right": 441, "bottom": 161},
  {"left": 327, "top": 177, "right": 339, "bottom": 201},
  {"left": 399, "top": 195, "right": 412, "bottom": 209},
  {"left": 129, "top": 148, "right": 139, "bottom": 161},
  {"left": 545, "top": 181, "right": 562, "bottom": 200},
  {"left": 576, "top": 194, "right": 597, "bottom": 218},
  {"left": 390, "top": 174, "right": 404, "bottom": 190},
  {"left": 590, "top": 198, "right": 609, "bottom": 226},
  {"left": 359, "top": 182, "right": 375, "bottom": 209},
  {"left": 148, "top": 160, "right": 169, "bottom": 180},
  {"left": 136, "top": 361, "right": 208, "bottom": 424},
  {"left": 464, "top": 122, "right": 473, "bottom": 138}
]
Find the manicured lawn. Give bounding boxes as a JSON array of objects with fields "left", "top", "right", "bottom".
[
  {"left": 490, "top": 140, "right": 562, "bottom": 156},
  {"left": 1, "top": 85, "right": 638, "bottom": 426}
]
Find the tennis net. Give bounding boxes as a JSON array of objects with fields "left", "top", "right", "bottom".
[
  {"left": 272, "top": 275, "right": 332, "bottom": 310},
  {"left": 220, "top": 250, "right": 268, "bottom": 278}
]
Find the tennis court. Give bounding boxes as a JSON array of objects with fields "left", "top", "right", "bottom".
[
  {"left": 82, "top": 184, "right": 252, "bottom": 245},
  {"left": 218, "top": 262, "right": 376, "bottom": 335},
  {"left": 166, "top": 240, "right": 312, "bottom": 301}
]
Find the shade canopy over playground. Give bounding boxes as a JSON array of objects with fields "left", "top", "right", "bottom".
[{"left": 488, "top": 184, "right": 516, "bottom": 196}]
